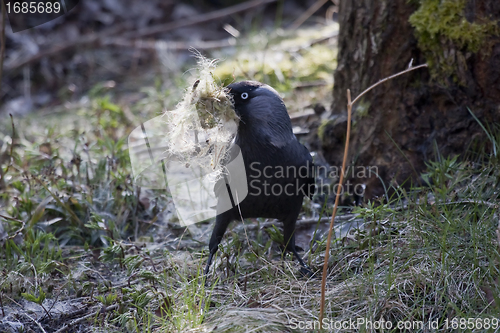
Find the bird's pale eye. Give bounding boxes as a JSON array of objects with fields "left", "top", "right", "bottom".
[{"left": 241, "top": 92, "right": 249, "bottom": 100}]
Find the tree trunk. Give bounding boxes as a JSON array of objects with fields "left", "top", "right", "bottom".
[{"left": 320, "top": 0, "right": 500, "bottom": 200}]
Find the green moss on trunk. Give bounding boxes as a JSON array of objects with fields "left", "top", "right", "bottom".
[{"left": 409, "top": 0, "right": 499, "bottom": 83}]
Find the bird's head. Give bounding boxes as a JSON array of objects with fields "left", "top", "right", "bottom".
[{"left": 226, "top": 81, "right": 294, "bottom": 148}]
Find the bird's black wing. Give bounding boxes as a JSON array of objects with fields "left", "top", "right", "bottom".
[{"left": 283, "top": 139, "right": 315, "bottom": 199}]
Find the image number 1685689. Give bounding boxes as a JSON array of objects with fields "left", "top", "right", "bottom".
[
  {"left": 4, "top": 0, "right": 73, "bottom": 32},
  {"left": 6, "top": 1, "right": 61, "bottom": 14}
]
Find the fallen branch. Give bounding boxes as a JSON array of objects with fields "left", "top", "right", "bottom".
[
  {"left": 5, "top": 23, "right": 129, "bottom": 72},
  {"left": 104, "top": 37, "right": 236, "bottom": 51},
  {"left": 122, "top": 0, "right": 277, "bottom": 40}
]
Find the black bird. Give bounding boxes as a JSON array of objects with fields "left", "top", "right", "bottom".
[{"left": 204, "top": 81, "right": 315, "bottom": 276}]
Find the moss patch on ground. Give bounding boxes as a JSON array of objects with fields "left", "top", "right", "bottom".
[{"left": 213, "top": 24, "right": 337, "bottom": 93}]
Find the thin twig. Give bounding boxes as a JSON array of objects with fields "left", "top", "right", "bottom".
[
  {"left": 133, "top": 186, "right": 141, "bottom": 241},
  {"left": 319, "top": 88, "right": 352, "bottom": 327},
  {"left": 53, "top": 304, "right": 119, "bottom": 333},
  {"left": 0, "top": 213, "right": 26, "bottom": 241},
  {"left": 22, "top": 313, "right": 48, "bottom": 333},
  {"left": 104, "top": 37, "right": 236, "bottom": 51},
  {"left": 290, "top": 0, "right": 330, "bottom": 30},
  {"left": 350, "top": 63, "right": 428, "bottom": 106},
  {"left": 0, "top": 213, "right": 24, "bottom": 224}
]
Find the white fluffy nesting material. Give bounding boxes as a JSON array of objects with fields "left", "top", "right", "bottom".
[{"left": 163, "top": 55, "right": 239, "bottom": 182}]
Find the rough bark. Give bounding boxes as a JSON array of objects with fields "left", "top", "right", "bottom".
[{"left": 320, "top": 0, "right": 500, "bottom": 200}]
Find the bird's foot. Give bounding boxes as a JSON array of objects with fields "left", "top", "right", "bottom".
[{"left": 298, "top": 264, "right": 317, "bottom": 278}]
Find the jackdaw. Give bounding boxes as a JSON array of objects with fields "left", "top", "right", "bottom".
[{"left": 204, "top": 80, "right": 315, "bottom": 276}]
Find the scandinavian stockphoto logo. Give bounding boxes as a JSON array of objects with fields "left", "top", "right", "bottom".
[
  {"left": 5, "top": 0, "right": 79, "bottom": 32},
  {"left": 128, "top": 115, "right": 248, "bottom": 227}
]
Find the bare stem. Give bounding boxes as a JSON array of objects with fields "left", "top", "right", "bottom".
[
  {"left": 351, "top": 63, "right": 428, "bottom": 106},
  {"left": 318, "top": 63, "right": 428, "bottom": 326}
]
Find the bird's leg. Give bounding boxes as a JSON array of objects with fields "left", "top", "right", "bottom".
[
  {"left": 290, "top": 246, "right": 315, "bottom": 278},
  {"left": 203, "top": 252, "right": 215, "bottom": 276},
  {"left": 205, "top": 211, "right": 233, "bottom": 276},
  {"left": 283, "top": 216, "right": 314, "bottom": 277}
]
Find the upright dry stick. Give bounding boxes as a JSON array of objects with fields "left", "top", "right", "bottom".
[{"left": 318, "top": 62, "right": 428, "bottom": 327}]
